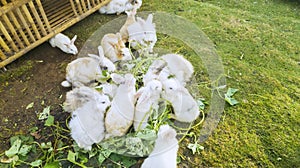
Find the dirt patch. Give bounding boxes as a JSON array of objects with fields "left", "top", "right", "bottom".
[{"left": 0, "top": 43, "right": 75, "bottom": 153}]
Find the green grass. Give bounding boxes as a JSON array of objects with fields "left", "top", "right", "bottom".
[
  {"left": 140, "top": 0, "right": 300, "bottom": 167},
  {"left": 1, "top": 0, "right": 299, "bottom": 167}
]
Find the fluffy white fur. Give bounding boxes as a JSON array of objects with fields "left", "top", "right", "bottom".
[
  {"left": 105, "top": 73, "right": 136, "bottom": 138},
  {"left": 134, "top": 80, "right": 162, "bottom": 131},
  {"left": 142, "top": 59, "right": 167, "bottom": 85},
  {"left": 49, "top": 33, "right": 78, "bottom": 55},
  {"left": 63, "top": 86, "right": 105, "bottom": 113},
  {"left": 69, "top": 93, "right": 110, "bottom": 150},
  {"left": 61, "top": 56, "right": 102, "bottom": 88},
  {"left": 162, "top": 78, "right": 200, "bottom": 123},
  {"left": 141, "top": 125, "right": 178, "bottom": 168},
  {"left": 128, "top": 14, "right": 157, "bottom": 53},
  {"left": 161, "top": 53, "right": 194, "bottom": 86}
]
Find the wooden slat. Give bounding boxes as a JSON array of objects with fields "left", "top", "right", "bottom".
[
  {"left": 15, "top": 8, "right": 35, "bottom": 42},
  {"left": 0, "top": 49, "right": 7, "bottom": 60},
  {"left": 35, "top": 0, "right": 51, "bottom": 33},
  {"left": 21, "top": 4, "right": 41, "bottom": 40},
  {"left": 7, "top": 11, "right": 30, "bottom": 46},
  {"left": 2, "top": 14, "right": 25, "bottom": 49},
  {"left": 28, "top": 1, "right": 47, "bottom": 36},
  {"left": 69, "top": 0, "right": 78, "bottom": 16},
  {"left": 0, "top": 0, "right": 31, "bottom": 16},
  {"left": 0, "top": 35, "right": 10, "bottom": 52},
  {"left": 91, "top": 0, "right": 95, "bottom": 7},
  {"left": 0, "top": 21, "right": 18, "bottom": 51},
  {"left": 80, "top": 0, "right": 87, "bottom": 12},
  {"left": 47, "top": 5, "right": 72, "bottom": 22},
  {"left": 0, "top": 0, "right": 113, "bottom": 68},
  {"left": 75, "top": 0, "right": 83, "bottom": 14},
  {"left": 1, "top": 0, "right": 7, "bottom": 5},
  {"left": 87, "top": 0, "right": 91, "bottom": 10}
]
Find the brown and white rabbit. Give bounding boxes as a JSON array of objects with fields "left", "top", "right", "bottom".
[
  {"left": 119, "top": 7, "right": 137, "bottom": 42},
  {"left": 101, "top": 33, "right": 132, "bottom": 63},
  {"left": 49, "top": 33, "right": 78, "bottom": 55},
  {"left": 105, "top": 73, "right": 136, "bottom": 138}
]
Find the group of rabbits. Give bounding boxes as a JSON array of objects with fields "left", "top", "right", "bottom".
[{"left": 50, "top": 2, "right": 200, "bottom": 167}]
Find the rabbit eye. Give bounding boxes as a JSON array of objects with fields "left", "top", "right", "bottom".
[
  {"left": 169, "top": 87, "right": 173, "bottom": 90},
  {"left": 102, "top": 66, "right": 108, "bottom": 70},
  {"left": 101, "top": 101, "right": 106, "bottom": 104}
]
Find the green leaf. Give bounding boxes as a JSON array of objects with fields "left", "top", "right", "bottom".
[
  {"left": 197, "top": 99, "right": 205, "bottom": 110},
  {"left": 225, "top": 94, "right": 239, "bottom": 106},
  {"left": 109, "top": 154, "right": 137, "bottom": 168},
  {"left": 41, "top": 142, "right": 52, "bottom": 149},
  {"left": 26, "top": 102, "right": 34, "bottom": 109},
  {"left": 67, "top": 150, "right": 77, "bottom": 162},
  {"left": 30, "top": 160, "right": 42, "bottom": 167},
  {"left": 38, "top": 106, "right": 51, "bottom": 120},
  {"left": 187, "top": 143, "right": 204, "bottom": 155},
  {"left": 226, "top": 88, "right": 239, "bottom": 97},
  {"left": 5, "top": 139, "right": 22, "bottom": 157},
  {"left": 18, "top": 144, "right": 32, "bottom": 156},
  {"left": 44, "top": 161, "right": 61, "bottom": 168},
  {"left": 98, "top": 150, "right": 111, "bottom": 165},
  {"left": 224, "top": 88, "right": 239, "bottom": 106},
  {"left": 44, "top": 115, "right": 54, "bottom": 126},
  {"left": 136, "top": 129, "right": 157, "bottom": 140}
]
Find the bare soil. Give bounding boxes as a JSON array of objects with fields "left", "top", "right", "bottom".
[{"left": 0, "top": 43, "right": 75, "bottom": 153}]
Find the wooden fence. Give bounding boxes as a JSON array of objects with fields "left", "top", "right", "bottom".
[{"left": 0, "top": 0, "right": 111, "bottom": 68}]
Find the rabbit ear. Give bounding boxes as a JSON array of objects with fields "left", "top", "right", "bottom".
[
  {"left": 146, "top": 14, "right": 153, "bottom": 24},
  {"left": 135, "top": 87, "right": 145, "bottom": 99},
  {"left": 136, "top": 17, "right": 145, "bottom": 25},
  {"left": 111, "top": 73, "right": 125, "bottom": 84},
  {"left": 71, "top": 35, "right": 77, "bottom": 44},
  {"left": 97, "top": 46, "right": 105, "bottom": 56}
]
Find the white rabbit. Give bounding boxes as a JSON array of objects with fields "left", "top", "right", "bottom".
[
  {"left": 119, "top": 8, "right": 137, "bottom": 42},
  {"left": 134, "top": 80, "right": 162, "bottom": 131},
  {"left": 162, "top": 78, "right": 200, "bottom": 123},
  {"left": 69, "top": 94, "right": 111, "bottom": 151},
  {"left": 161, "top": 54, "right": 194, "bottom": 86},
  {"left": 141, "top": 125, "right": 178, "bottom": 168},
  {"left": 142, "top": 59, "right": 167, "bottom": 85},
  {"left": 88, "top": 46, "right": 116, "bottom": 72},
  {"left": 49, "top": 33, "right": 78, "bottom": 55},
  {"left": 101, "top": 33, "right": 132, "bottom": 63},
  {"left": 128, "top": 14, "right": 157, "bottom": 53},
  {"left": 63, "top": 86, "right": 105, "bottom": 113},
  {"left": 99, "top": 0, "right": 142, "bottom": 15},
  {"left": 105, "top": 73, "right": 136, "bottom": 138},
  {"left": 61, "top": 55, "right": 102, "bottom": 88}
]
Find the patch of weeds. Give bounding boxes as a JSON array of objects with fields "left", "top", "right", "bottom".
[{"left": 0, "top": 60, "right": 33, "bottom": 83}]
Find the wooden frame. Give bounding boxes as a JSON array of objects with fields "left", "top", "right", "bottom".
[{"left": 0, "top": 0, "right": 111, "bottom": 68}]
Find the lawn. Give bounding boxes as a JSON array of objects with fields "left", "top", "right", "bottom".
[{"left": 0, "top": 0, "right": 299, "bottom": 167}]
